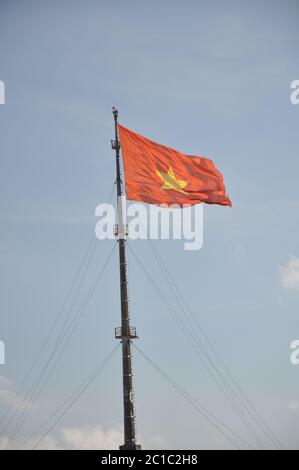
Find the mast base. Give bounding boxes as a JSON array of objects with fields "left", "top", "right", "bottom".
[{"left": 119, "top": 443, "right": 142, "bottom": 450}]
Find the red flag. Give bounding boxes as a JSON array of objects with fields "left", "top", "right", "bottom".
[{"left": 119, "top": 125, "right": 231, "bottom": 207}]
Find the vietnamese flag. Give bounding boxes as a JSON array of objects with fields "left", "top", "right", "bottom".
[{"left": 118, "top": 125, "right": 232, "bottom": 207}]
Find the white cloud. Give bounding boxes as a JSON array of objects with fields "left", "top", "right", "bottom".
[
  {"left": 0, "top": 434, "right": 60, "bottom": 450},
  {"left": 287, "top": 401, "right": 299, "bottom": 411},
  {"left": 144, "top": 434, "right": 167, "bottom": 449},
  {"left": 1, "top": 425, "right": 124, "bottom": 450},
  {"left": 27, "top": 435, "right": 60, "bottom": 450},
  {"left": 0, "top": 435, "right": 9, "bottom": 450},
  {"left": 61, "top": 425, "right": 123, "bottom": 450},
  {"left": 0, "top": 424, "right": 165, "bottom": 450},
  {"left": 0, "top": 376, "right": 136, "bottom": 450},
  {"left": 279, "top": 257, "right": 299, "bottom": 290}
]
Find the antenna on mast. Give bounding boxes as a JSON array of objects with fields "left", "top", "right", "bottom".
[{"left": 111, "top": 106, "right": 141, "bottom": 450}]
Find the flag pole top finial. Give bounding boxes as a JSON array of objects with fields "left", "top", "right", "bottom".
[{"left": 112, "top": 105, "right": 118, "bottom": 121}]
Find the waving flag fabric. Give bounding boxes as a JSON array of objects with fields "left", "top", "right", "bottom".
[{"left": 119, "top": 125, "right": 231, "bottom": 207}]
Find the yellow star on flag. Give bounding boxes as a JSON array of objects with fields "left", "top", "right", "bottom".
[{"left": 156, "top": 167, "right": 188, "bottom": 194}]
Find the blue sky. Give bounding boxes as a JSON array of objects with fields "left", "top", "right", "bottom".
[{"left": 0, "top": 0, "right": 298, "bottom": 449}]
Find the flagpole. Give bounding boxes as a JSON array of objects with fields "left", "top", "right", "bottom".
[{"left": 112, "top": 106, "right": 141, "bottom": 450}]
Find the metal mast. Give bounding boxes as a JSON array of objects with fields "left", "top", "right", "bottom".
[{"left": 112, "top": 106, "right": 141, "bottom": 450}]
